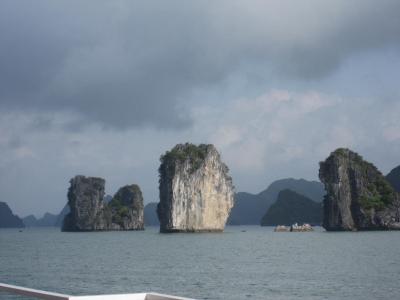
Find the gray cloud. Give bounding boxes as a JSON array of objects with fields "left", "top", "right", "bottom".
[{"left": 1, "top": 0, "right": 400, "bottom": 130}]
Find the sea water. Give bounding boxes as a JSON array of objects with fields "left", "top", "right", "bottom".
[{"left": 0, "top": 226, "right": 399, "bottom": 300}]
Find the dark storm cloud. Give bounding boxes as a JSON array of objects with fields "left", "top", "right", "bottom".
[{"left": 1, "top": 0, "right": 400, "bottom": 129}]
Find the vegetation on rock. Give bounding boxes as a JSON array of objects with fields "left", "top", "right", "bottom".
[
  {"left": 360, "top": 179, "right": 395, "bottom": 210},
  {"left": 159, "top": 143, "right": 209, "bottom": 174},
  {"left": 109, "top": 184, "right": 143, "bottom": 227},
  {"left": 326, "top": 148, "right": 395, "bottom": 211}
]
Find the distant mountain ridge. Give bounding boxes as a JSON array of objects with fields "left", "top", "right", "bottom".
[
  {"left": 386, "top": 165, "right": 400, "bottom": 193},
  {"left": 23, "top": 195, "right": 112, "bottom": 227},
  {"left": 261, "top": 189, "right": 322, "bottom": 226},
  {"left": 22, "top": 215, "right": 38, "bottom": 227},
  {"left": 227, "top": 178, "right": 325, "bottom": 225},
  {"left": 55, "top": 204, "right": 70, "bottom": 227},
  {"left": 0, "top": 202, "right": 24, "bottom": 228},
  {"left": 144, "top": 202, "right": 159, "bottom": 226},
  {"left": 23, "top": 212, "right": 58, "bottom": 227}
]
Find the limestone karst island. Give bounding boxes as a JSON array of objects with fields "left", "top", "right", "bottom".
[
  {"left": 35, "top": 144, "right": 398, "bottom": 233},
  {"left": 59, "top": 143, "right": 234, "bottom": 233},
  {"left": 157, "top": 143, "right": 234, "bottom": 232},
  {"left": 320, "top": 148, "right": 400, "bottom": 231},
  {"left": 62, "top": 176, "right": 144, "bottom": 231}
]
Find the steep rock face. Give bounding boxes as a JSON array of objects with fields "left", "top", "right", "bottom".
[
  {"left": 319, "top": 148, "right": 400, "bottom": 231},
  {"left": 157, "top": 143, "right": 234, "bottom": 232},
  {"left": 0, "top": 202, "right": 24, "bottom": 228},
  {"left": 261, "top": 189, "right": 322, "bottom": 226},
  {"left": 56, "top": 195, "right": 111, "bottom": 227},
  {"left": 62, "top": 176, "right": 109, "bottom": 231},
  {"left": 109, "top": 185, "right": 144, "bottom": 230},
  {"left": 62, "top": 176, "right": 144, "bottom": 231}
]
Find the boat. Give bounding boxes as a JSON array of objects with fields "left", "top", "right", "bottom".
[{"left": 0, "top": 283, "right": 194, "bottom": 300}]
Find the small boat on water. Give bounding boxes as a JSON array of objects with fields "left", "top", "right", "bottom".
[
  {"left": 274, "top": 223, "right": 314, "bottom": 232},
  {"left": 0, "top": 283, "right": 194, "bottom": 300}
]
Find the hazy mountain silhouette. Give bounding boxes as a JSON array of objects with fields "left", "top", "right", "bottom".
[
  {"left": 0, "top": 202, "right": 24, "bottom": 228},
  {"left": 23, "top": 212, "right": 58, "bottom": 227},
  {"left": 386, "top": 165, "right": 400, "bottom": 192},
  {"left": 23, "top": 194, "right": 114, "bottom": 228},
  {"left": 55, "top": 204, "right": 70, "bottom": 227},
  {"left": 36, "top": 213, "right": 58, "bottom": 226},
  {"left": 260, "top": 189, "right": 322, "bottom": 226},
  {"left": 144, "top": 202, "right": 159, "bottom": 226},
  {"left": 227, "top": 178, "right": 325, "bottom": 225}
]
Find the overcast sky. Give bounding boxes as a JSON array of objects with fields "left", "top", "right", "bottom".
[{"left": 1, "top": 0, "right": 400, "bottom": 217}]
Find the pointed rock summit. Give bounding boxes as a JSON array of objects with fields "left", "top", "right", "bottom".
[
  {"left": 157, "top": 143, "right": 234, "bottom": 232},
  {"left": 319, "top": 148, "right": 400, "bottom": 231}
]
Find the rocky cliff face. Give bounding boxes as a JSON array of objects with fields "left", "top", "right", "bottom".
[
  {"left": 109, "top": 185, "right": 144, "bottom": 230},
  {"left": 319, "top": 148, "right": 400, "bottom": 231},
  {"left": 62, "top": 176, "right": 144, "bottom": 231},
  {"left": 62, "top": 176, "right": 109, "bottom": 231},
  {"left": 157, "top": 143, "right": 234, "bottom": 232}
]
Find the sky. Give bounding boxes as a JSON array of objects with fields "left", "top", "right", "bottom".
[{"left": 1, "top": 0, "right": 400, "bottom": 217}]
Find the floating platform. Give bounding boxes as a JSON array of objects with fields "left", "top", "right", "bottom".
[
  {"left": 274, "top": 223, "right": 314, "bottom": 232},
  {"left": 0, "top": 283, "right": 194, "bottom": 300}
]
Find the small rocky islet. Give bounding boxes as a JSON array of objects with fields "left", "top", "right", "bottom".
[
  {"left": 60, "top": 143, "right": 234, "bottom": 233},
  {"left": 62, "top": 176, "right": 144, "bottom": 231},
  {"left": 319, "top": 148, "right": 400, "bottom": 231},
  {"left": 157, "top": 143, "right": 234, "bottom": 232}
]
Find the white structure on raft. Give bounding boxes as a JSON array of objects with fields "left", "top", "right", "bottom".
[{"left": 274, "top": 223, "right": 314, "bottom": 232}]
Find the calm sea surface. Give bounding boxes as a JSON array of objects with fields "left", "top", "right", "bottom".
[{"left": 0, "top": 226, "right": 399, "bottom": 300}]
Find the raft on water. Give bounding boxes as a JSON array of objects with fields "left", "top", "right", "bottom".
[{"left": 274, "top": 223, "right": 314, "bottom": 232}]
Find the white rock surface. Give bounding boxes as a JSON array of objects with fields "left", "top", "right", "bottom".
[{"left": 158, "top": 144, "right": 234, "bottom": 232}]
